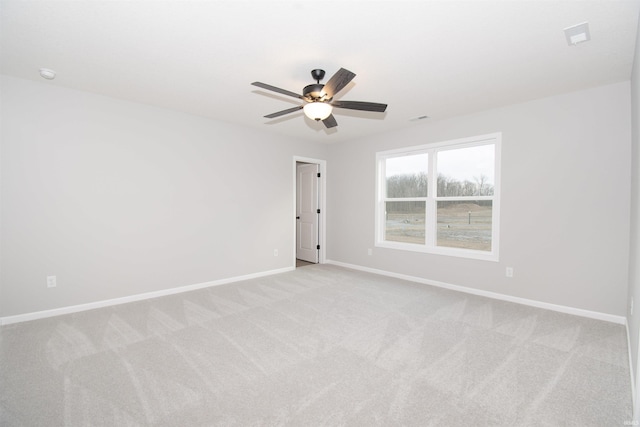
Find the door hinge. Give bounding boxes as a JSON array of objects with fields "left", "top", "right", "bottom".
[
  {"left": 317, "top": 245, "right": 320, "bottom": 250},
  {"left": 317, "top": 172, "right": 321, "bottom": 178},
  {"left": 317, "top": 209, "right": 320, "bottom": 214}
]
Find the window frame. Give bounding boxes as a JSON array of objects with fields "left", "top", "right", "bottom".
[{"left": 375, "top": 132, "right": 501, "bottom": 262}]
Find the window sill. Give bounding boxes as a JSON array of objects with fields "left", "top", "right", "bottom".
[{"left": 375, "top": 241, "right": 499, "bottom": 262}]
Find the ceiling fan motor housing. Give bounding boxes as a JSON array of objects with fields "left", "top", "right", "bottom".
[{"left": 303, "top": 83, "right": 326, "bottom": 101}]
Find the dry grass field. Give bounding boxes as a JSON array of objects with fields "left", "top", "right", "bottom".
[{"left": 386, "top": 202, "right": 492, "bottom": 251}]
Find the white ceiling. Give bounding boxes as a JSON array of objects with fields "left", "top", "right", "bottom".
[{"left": 2, "top": 0, "right": 639, "bottom": 144}]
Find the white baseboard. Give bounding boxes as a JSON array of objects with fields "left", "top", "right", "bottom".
[
  {"left": 325, "top": 259, "right": 626, "bottom": 325},
  {"left": 3, "top": 260, "right": 626, "bottom": 327},
  {"left": 0, "top": 266, "right": 295, "bottom": 326},
  {"left": 627, "top": 320, "right": 638, "bottom": 422}
]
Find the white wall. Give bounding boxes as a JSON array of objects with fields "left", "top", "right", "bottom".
[
  {"left": 327, "top": 82, "right": 631, "bottom": 317},
  {"left": 0, "top": 76, "right": 327, "bottom": 318},
  {"left": 627, "top": 9, "right": 640, "bottom": 418}
]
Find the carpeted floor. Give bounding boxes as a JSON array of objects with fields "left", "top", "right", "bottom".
[{"left": 0, "top": 264, "right": 632, "bottom": 426}]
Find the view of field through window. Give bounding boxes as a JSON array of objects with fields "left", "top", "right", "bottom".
[
  {"left": 437, "top": 201, "right": 492, "bottom": 250},
  {"left": 384, "top": 143, "right": 495, "bottom": 252},
  {"left": 385, "top": 153, "right": 428, "bottom": 244},
  {"left": 385, "top": 201, "right": 426, "bottom": 244}
]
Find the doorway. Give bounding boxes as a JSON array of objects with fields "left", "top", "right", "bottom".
[{"left": 294, "top": 157, "right": 326, "bottom": 267}]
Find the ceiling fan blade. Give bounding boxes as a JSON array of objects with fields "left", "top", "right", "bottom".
[
  {"left": 251, "top": 82, "right": 304, "bottom": 99},
  {"left": 331, "top": 100, "right": 387, "bottom": 113},
  {"left": 322, "top": 114, "right": 338, "bottom": 128},
  {"left": 264, "top": 105, "right": 303, "bottom": 119},
  {"left": 322, "top": 68, "right": 356, "bottom": 99}
]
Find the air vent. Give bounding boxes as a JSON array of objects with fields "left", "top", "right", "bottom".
[{"left": 564, "top": 22, "right": 591, "bottom": 46}]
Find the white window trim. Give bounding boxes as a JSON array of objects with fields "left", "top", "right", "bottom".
[{"left": 375, "top": 132, "right": 501, "bottom": 262}]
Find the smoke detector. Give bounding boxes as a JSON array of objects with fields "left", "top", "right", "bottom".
[{"left": 39, "top": 68, "right": 56, "bottom": 80}]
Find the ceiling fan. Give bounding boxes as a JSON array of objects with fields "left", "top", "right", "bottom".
[{"left": 251, "top": 68, "right": 387, "bottom": 129}]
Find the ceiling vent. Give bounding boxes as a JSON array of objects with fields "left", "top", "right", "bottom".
[{"left": 564, "top": 22, "right": 591, "bottom": 46}]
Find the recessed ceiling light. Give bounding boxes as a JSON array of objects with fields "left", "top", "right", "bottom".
[
  {"left": 410, "top": 115, "right": 429, "bottom": 122},
  {"left": 564, "top": 22, "right": 591, "bottom": 46},
  {"left": 39, "top": 68, "right": 56, "bottom": 80}
]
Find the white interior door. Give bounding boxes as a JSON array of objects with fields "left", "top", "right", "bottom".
[{"left": 296, "top": 163, "right": 319, "bottom": 263}]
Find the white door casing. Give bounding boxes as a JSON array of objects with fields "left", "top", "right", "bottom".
[{"left": 296, "top": 163, "right": 319, "bottom": 263}]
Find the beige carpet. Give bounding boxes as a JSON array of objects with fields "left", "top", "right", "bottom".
[{"left": 0, "top": 264, "right": 632, "bottom": 426}]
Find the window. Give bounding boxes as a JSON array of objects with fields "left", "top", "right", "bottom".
[{"left": 376, "top": 133, "right": 501, "bottom": 261}]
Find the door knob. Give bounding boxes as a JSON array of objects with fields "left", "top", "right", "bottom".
[{"left": 296, "top": 216, "right": 300, "bottom": 219}]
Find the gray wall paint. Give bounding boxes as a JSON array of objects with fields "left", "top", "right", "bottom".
[
  {"left": 0, "top": 75, "right": 634, "bottom": 321},
  {"left": 327, "top": 82, "right": 631, "bottom": 316},
  {"left": 1, "top": 76, "right": 327, "bottom": 317},
  {"left": 627, "top": 10, "right": 640, "bottom": 412}
]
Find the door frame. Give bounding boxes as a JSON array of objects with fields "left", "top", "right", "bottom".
[{"left": 293, "top": 156, "right": 326, "bottom": 266}]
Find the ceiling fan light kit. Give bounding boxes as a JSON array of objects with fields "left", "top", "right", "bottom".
[
  {"left": 251, "top": 67, "right": 387, "bottom": 129},
  {"left": 303, "top": 102, "right": 333, "bottom": 121}
]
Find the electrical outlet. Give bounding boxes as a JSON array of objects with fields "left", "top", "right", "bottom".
[
  {"left": 273, "top": 249, "right": 278, "bottom": 257},
  {"left": 367, "top": 248, "right": 372, "bottom": 256},
  {"left": 505, "top": 267, "right": 514, "bottom": 278},
  {"left": 47, "top": 275, "right": 57, "bottom": 288}
]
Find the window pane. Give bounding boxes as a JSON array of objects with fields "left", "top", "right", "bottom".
[
  {"left": 385, "top": 201, "right": 425, "bottom": 244},
  {"left": 437, "top": 201, "right": 492, "bottom": 251},
  {"left": 386, "top": 154, "right": 428, "bottom": 198},
  {"left": 437, "top": 144, "right": 494, "bottom": 197}
]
